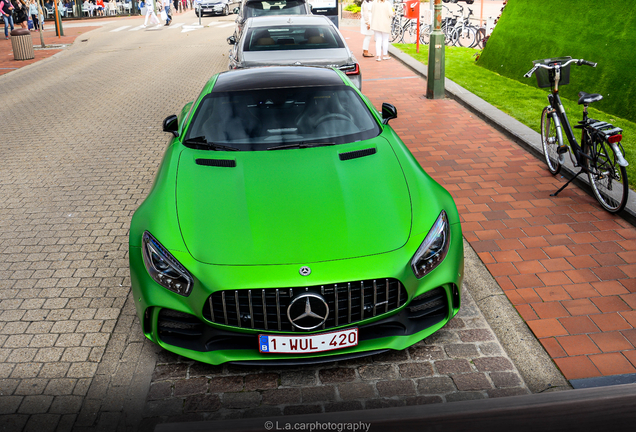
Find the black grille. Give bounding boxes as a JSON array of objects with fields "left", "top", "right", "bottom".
[
  {"left": 203, "top": 279, "right": 408, "bottom": 332},
  {"left": 339, "top": 148, "right": 376, "bottom": 161},
  {"left": 407, "top": 287, "right": 447, "bottom": 319},
  {"left": 158, "top": 309, "right": 205, "bottom": 338},
  {"left": 196, "top": 158, "right": 236, "bottom": 167}
]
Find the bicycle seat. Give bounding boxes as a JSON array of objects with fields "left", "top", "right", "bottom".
[{"left": 578, "top": 91, "right": 603, "bottom": 105}]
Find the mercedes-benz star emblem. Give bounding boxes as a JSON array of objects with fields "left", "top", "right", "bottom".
[
  {"left": 299, "top": 266, "right": 311, "bottom": 276},
  {"left": 287, "top": 293, "right": 329, "bottom": 330}
]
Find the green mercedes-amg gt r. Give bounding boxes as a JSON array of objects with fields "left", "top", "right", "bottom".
[{"left": 129, "top": 66, "right": 464, "bottom": 365}]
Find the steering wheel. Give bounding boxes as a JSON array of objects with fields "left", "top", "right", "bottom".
[{"left": 314, "top": 113, "right": 353, "bottom": 126}]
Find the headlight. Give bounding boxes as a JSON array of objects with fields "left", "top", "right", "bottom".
[
  {"left": 410, "top": 211, "right": 450, "bottom": 279},
  {"left": 142, "top": 232, "right": 194, "bottom": 296}
]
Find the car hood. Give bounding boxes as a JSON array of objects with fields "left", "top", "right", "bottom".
[
  {"left": 240, "top": 49, "right": 351, "bottom": 68},
  {"left": 175, "top": 140, "right": 412, "bottom": 265}
]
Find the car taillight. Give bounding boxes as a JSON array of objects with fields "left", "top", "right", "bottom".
[
  {"left": 608, "top": 134, "right": 622, "bottom": 143},
  {"left": 341, "top": 64, "right": 360, "bottom": 75}
]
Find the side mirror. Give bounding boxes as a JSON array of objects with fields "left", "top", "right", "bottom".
[
  {"left": 381, "top": 103, "right": 397, "bottom": 125},
  {"left": 233, "top": 6, "right": 239, "bottom": 14},
  {"left": 163, "top": 115, "right": 179, "bottom": 137},
  {"left": 227, "top": 35, "right": 236, "bottom": 45}
]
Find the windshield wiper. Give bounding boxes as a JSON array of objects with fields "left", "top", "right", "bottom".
[
  {"left": 182, "top": 136, "right": 239, "bottom": 151},
  {"left": 267, "top": 142, "right": 336, "bottom": 151}
]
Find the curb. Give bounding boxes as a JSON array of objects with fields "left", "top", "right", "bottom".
[
  {"left": 156, "top": 382, "right": 636, "bottom": 432},
  {"left": 462, "top": 240, "right": 570, "bottom": 394},
  {"left": 387, "top": 45, "right": 636, "bottom": 227}
]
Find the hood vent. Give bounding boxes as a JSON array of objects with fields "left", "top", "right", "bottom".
[
  {"left": 196, "top": 159, "right": 236, "bottom": 168},
  {"left": 339, "top": 148, "right": 376, "bottom": 161}
]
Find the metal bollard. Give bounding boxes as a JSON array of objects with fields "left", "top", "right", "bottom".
[{"left": 10, "top": 28, "right": 35, "bottom": 61}]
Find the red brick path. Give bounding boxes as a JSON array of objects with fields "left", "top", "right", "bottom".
[{"left": 341, "top": 27, "right": 636, "bottom": 381}]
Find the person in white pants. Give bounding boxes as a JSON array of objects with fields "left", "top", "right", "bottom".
[
  {"left": 360, "top": 0, "right": 374, "bottom": 58},
  {"left": 143, "top": 0, "right": 159, "bottom": 27},
  {"left": 370, "top": 0, "right": 394, "bottom": 61}
]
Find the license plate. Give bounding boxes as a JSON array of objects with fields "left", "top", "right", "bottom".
[
  {"left": 259, "top": 328, "right": 358, "bottom": 354},
  {"left": 203, "top": 8, "right": 212, "bottom": 11}
]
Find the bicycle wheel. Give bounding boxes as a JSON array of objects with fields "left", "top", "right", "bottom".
[
  {"left": 453, "top": 26, "right": 476, "bottom": 47},
  {"left": 419, "top": 24, "right": 431, "bottom": 45},
  {"left": 403, "top": 21, "right": 418, "bottom": 44},
  {"left": 390, "top": 18, "right": 404, "bottom": 43},
  {"left": 475, "top": 27, "right": 486, "bottom": 49},
  {"left": 540, "top": 107, "right": 562, "bottom": 175},
  {"left": 585, "top": 138, "right": 629, "bottom": 213}
]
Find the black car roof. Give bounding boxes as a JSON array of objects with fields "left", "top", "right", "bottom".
[{"left": 212, "top": 66, "right": 344, "bottom": 92}]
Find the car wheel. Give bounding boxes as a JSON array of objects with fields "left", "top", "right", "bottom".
[{"left": 223, "top": 5, "right": 229, "bottom": 15}]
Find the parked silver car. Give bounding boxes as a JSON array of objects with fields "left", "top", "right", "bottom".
[
  {"left": 227, "top": 15, "right": 361, "bottom": 90},
  {"left": 195, "top": 0, "right": 240, "bottom": 16}
]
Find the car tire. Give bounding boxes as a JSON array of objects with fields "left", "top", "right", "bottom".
[{"left": 223, "top": 5, "right": 229, "bottom": 15}]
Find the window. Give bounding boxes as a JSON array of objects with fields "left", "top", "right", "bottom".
[
  {"left": 245, "top": 0, "right": 306, "bottom": 18},
  {"left": 245, "top": 25, "right": 344, "bottom": 51},
  {"left": 185, "top": 86, "right": 380, "bottom": 150}
]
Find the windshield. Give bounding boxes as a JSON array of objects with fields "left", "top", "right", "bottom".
[
  {"left": 184, "top": 85, "right": 380, "bottom": 150},
  {"left": 244, "top": 25, "right": 344, "bottom": 51},
  {"left": 245, "top": 0, "right": 306, "bottom": 17}
]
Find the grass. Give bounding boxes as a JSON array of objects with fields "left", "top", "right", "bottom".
[
  {"left": 477, "top": 0, "right": 636, "bottom": 126},
  {"left": 393, "top": 43, "right": 636, "bottom": 189}
]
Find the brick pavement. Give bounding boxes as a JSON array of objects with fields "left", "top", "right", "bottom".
[
  {"left": 140, "top": 287, "right": 530, "bottom": 430},
  {"left": 0, "top": 14, "right": 232, "bottom": 431},
  {"left": 0, "top": 17, "right": 136, "bottom": 76},
  {"left": 340, "top": 26, "right": 636, "bottom": 382}
]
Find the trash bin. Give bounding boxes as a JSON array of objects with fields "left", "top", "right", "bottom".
[{"left": 10, "top": 28, "right": 35, "bottom": 61}]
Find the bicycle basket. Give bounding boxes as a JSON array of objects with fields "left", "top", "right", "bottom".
[{"left": 532, "top": 56, "right": 572, "bottom": 88}]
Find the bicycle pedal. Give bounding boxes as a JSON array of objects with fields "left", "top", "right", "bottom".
[{"left": 557, "top": 145, "right": 569, "bottom": 154}]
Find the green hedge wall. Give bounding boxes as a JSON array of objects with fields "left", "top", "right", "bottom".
[{"left": 477, "top": 0, "right": 636, "bottom": 123}]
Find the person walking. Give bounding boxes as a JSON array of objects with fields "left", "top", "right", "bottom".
[
  {"left": 13, "top": 0, "right": 28, "bottom": 30},
  {"left": 162, "top": 0, "right": 171, "bottom": 25},
  {"left": 360, "top": 0, "right": 374, "bottom": 58},
  {"left": 28, "top": 0, "right": 38, "bottom": 30},
  {"left": 142, "top": 0, "right": 159, "bottom": 27},
  {"left": 1, "top": 0, "right": 14, "bottom": 39},
  {"left": 370, "top": 0, "right": 394, "bottom": 62}
]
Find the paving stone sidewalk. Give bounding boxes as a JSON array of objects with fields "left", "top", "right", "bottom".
[
  {"left": 0, "top": 15, "right": 231, "bottom": 432},
  {"left": 139, "top": 286, "right": 530, "bottom": 430},
  {"left": 6, "top": 13, "right": 636, "bottom": 432}
]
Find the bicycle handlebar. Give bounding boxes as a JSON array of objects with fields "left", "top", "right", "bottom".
[{"left": 523, "top": 58, "right": 597, "bottom": 78}]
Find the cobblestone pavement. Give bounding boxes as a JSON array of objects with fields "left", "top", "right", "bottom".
[
  {"left": 0, "top": 14, "right": 233, "bottom": 432},
  {"left": 141, "top": 287, "right": 530, "bottom": 430}
]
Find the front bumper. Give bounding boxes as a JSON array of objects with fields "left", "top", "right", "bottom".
[{"left": 129, "top": 223, "right": 463, "bottom": 365}]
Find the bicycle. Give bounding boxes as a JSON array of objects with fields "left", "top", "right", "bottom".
[
  {"left": 524, "top": 57, "right": 629, "bottom": 213},
  {"left": 418, "top": 5, "right": 455, "bottom": 46},
  {"left": 390, "top": 2, "right": 407, "bottom": 43},
  {"left": 449, "top": 5, "right": 477, "bottom": 48}
]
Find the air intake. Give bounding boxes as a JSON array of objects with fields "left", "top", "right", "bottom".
[
  {"left": 339, "top": 148, "right": 376, "bottom": 161},
  {"left": 196, "top": 159, "right": 236, "bottom": 167}
]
